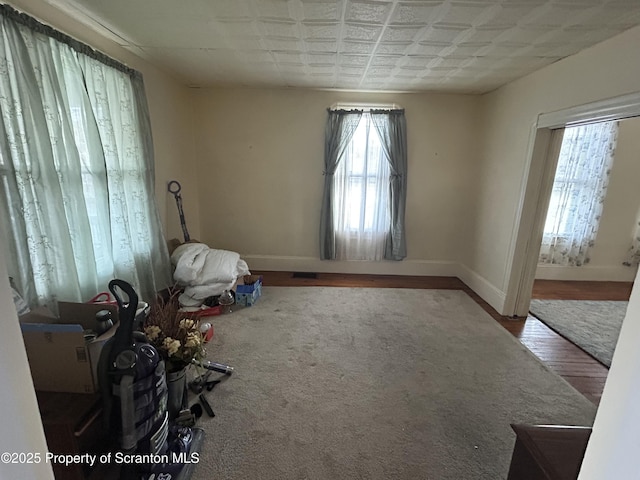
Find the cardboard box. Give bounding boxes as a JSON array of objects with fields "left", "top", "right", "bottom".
[
  {"left": 235, "top": 275, "right": 263, "bottom": 307},
  {"left": 20, "top": 302, "right": 119, "bottom": 394}
]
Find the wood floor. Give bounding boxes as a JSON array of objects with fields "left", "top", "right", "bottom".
[{"left": 252, "top": 272, "right": 633, "bottom": 406}]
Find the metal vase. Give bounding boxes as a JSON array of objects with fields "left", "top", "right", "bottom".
[{"left": 166, "top": 367, "right": 187, "bottom": 418}]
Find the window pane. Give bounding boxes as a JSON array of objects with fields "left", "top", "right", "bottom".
[
  {"left": 347, "top": 178, "right": 362, "bottom": 230},
  {"left": 543, "top": 121, "right": 618, "bottom": 240},
  {"left": 334, "top": 113, "right": 390, "bottom": 234}
]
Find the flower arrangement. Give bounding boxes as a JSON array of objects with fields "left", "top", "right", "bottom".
[{"left": 143, "top": 289, "right": 206, "bottom": 372}]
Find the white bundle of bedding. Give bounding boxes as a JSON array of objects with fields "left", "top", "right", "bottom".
[{"left": 171, "top": 242, "right": 250, "bottom": 306}]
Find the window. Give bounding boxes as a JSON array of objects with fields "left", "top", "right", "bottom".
[
  {"left": 539, "top": 121, "right": 619, "bottom": 266},
  {"left": 320, "top": 108, "right": 407, "bottom": 262},
  {"left": 0, "top": 6, "right": 170, "bottom": 307},
  {"left": 333, "top": 114, "right": 390, "bottom": 260}
]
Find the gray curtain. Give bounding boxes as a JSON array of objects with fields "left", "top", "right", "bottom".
[
  {"left": 319, "top": 109, "right": 362, "bottom": 260},
  {"left": 370, "top": 110, "right": 408, "bottom": 260}
]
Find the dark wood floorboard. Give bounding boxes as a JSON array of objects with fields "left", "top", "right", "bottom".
[{"left": 253, "top": 271, "right": 633, "bottom": 406}]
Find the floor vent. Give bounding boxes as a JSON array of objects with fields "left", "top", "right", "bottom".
[{"left": 292, "top": 272, "right": 318, "bottom": 279}]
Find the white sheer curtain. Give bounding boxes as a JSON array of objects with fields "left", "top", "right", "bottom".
[
  {"left": 539, "top": 121, "right": 619, "bottom": 266},
  {"left": 0, "top": 6, "right": 171, "bottom": 307},
  {"left": 623, "top": 211, "right": 640, "bottom": 267},
  {"left": 333, "top": 113, "right": 390, "bottom": 261}
]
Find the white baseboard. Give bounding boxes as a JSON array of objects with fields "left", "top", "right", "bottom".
[
  {"left": 241, "top": 255, "right": 459, "bottom": 277},
  {"left": 535, "top": 264, "right": 638, "bottom": 282},
  {"left": 456, "top": 264, "right": 508, "bottom": 315}
]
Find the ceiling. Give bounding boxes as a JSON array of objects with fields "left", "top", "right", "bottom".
[{"left": 46, "top": 0, "right": 640, "bottom": 94}]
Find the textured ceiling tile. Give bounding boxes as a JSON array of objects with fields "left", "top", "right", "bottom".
[
  {"left": 389, "top": 71, "right": 416, "bottom": 80},
  {"left": 423, "top": 24, "right": 471, "bottom": 42},
  {"left": 254, "top": 0, "right": 294, "bottom": 20},
  {"left": 401, "top": 55, "right": 436, "bottom": 68},
  {"left": 301, "top": 22, "right": 340, "bottom": 39},
  {"left": 359, "top": 81, "right": 388, "bottom": 90},
  {"left": 375, "top": 42, "right": 414, "bottom": 55},
  {"left": 437, "top": 2, "right": 498, "bottom": 27},
  {"left": 460, "top": 25, "right": 514, "bottom": 43},
  {"left": 216, "top": 19, "right": 262, "bottom": 37},
  {"left": 227, "top": 36, "right": 264, "bottom": 50},
  {"left": 428, "top": 66, "right": 457, "bottom": 74},
  {"left": 345, "top": 0, "right": 394, "bottom": 23},
  {"left": 341, "top": 41, "right": 377, "bottom": 54},
  {"left": 366, "top": 66, "right": 396, "bottom": 77},
  {"left": 389, "top": 2, "right": 444, "bottom": 26},
  {"left": 481, "top": 44, "right": 528, "bottom": 58},
  {"left": 527, "top": 43, "right": 586, "bottom": 57},
  {"left": 204, "top": 0, "right": 252, "bottom": 20},
  {"left": 306, "top": 53, "right": 338, "bottom": 64},
  {"left": 299, "top": 0, "right": 342, "bottom": 22},
  {"left": 235, "top": 50, "right": 274, "bottom": 63},
  {"left": 239, "top": 62, "right": 281, "bottom": 75},
  {"left": 502, "top": 56, "right": 556, "bottom": 70},
  {"left": 277, "top": 65, "right": 308, "bottom": 75},
  {"left": 521, "top": 3, "right": 598, "bottom": 28},
  {"left": 462, "top": 56, "right": 509, "bottom": 69},
  {"left": 308, "top": 66, "right": 337, "bottom": 75},
  {"left": 431, "top": 56, "right": 472, "bottom": 68},
  {"left": 339, "top": 66, "right": 367, "bottom": 75},
  {"left": 272, "top": 51, "right": 305, "bottom": 63},
  {"left": 533, "top": 28, "right": 594, "bottom": 44},
  {"left": 339, "top": 55, "right": 370, "bottom": 66},
  {"left": 498, "top": 26, "right": 556, "bottom": 44},
  {"left": 447, "top": 42, "right": 491, "bottom": 56},
  {"left": 264, "top": 38, "right": 304, "bottom": 50},
  {"left": 381, "top": 26, "right": 424, "bottom": 42},
  {"left": 260, "top": 20, "right": 299, "bottom": 38},
  {"left": 478, "top": 3, "right": 545, "bottom": 28},
  {"left": 414, "top": 42, "right": 453, "bottom": 55},
  {"left": 343, "top": 23, "right": 384, "bottom": 41},
  {"left": 370, "top": 55, "right": 403, "bottom": 67},
  {"left": 304, "top": 40, "right": 339, "bottom": 52}
]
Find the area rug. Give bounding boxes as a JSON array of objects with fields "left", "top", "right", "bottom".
[
  {"left": 192, "top": 287, "right": 596, "bottom": 480},
  {"left": 530, "top": 299, "right": 628, "bottom": 367}
]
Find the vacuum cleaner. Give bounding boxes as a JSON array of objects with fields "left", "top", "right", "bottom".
[{"left": 98, "top": 279, "right": 204, "bottom": 480}]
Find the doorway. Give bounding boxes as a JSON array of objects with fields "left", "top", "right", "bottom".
[{"left": 503, "top": 91, "right": 640, "bottom": 318}]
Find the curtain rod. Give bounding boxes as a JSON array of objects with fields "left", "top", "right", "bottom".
[
  {"left": 0, "top": 3, "right": 140, "bottom": 78},
  {"left": 329, "top": 102, "right": 403, "bottom": 111}
]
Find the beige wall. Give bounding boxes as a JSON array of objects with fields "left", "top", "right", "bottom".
[
  {"left": 7, "top": 0, "right": 201, "bottom": 241},
  {"left": 473, "top": 24, "right": 640, "bottom": 298},
  {"left": 535, "top": 116, "right": 640, "bottom": 281},
  {"left": 191, "top": 87, "right": 482, "bottom": 275}
]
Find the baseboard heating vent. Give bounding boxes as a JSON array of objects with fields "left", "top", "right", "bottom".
[{"left": 292, "top": 272, "right": 318, "bottom": 279}]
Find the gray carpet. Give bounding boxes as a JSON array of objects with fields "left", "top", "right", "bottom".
[
  {"left": 191, "top": 287, "right": 596, "bottom": 480},
  {"left": 530, "top": 299, "right": 628, "bottom": 367}
]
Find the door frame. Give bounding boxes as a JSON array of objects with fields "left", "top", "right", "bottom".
[{"left": 503, "top": 91, "right": 640, "bottom": 317}]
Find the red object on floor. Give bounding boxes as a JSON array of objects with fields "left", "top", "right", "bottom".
[
  {"left": 202, "top": 325, "right": 214, "bottom": 342},
  {"left": 198, "top": 305, "right": 222, "bottom": 317}
]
